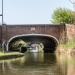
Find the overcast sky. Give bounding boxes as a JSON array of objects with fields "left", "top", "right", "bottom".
[{"left": 0, "top": 0, "right": 74, "bottom": 24}]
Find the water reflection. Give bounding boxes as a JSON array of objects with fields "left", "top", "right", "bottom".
[
  {"left": 0, "top": 52, "right": 75, "bottom": 75},
  {"left": 67, "top": 55, "right": 75, "bottom": 75}
]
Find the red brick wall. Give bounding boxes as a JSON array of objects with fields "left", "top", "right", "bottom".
[
  {"left": 5, "top": 24, "right": 65, "bottom": 42},
  {"left": 0, "top": 24, "right": 66, "bottom": 44},
  {"left": 66, "top": 24, "right": 75, "bottom": 40},
  {"left": 1, "top": 24, "right": 75, "bottom": 45}
]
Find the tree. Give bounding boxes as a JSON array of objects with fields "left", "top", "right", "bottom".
[
  {"left": 10, "top": 39, "right": 27, "bottom": 51},
  {"left": 51, "top": 8, "right": 75, "bottom": 24}
]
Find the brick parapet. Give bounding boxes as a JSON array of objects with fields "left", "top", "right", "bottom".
[
  {"left": 66, "top": 24, "right": 75, "bottom": 41},
  {"left": 0, "top": 24, "right": 66, "bottom": 44}
]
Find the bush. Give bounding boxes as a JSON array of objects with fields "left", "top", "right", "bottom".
[{"left": 51, "top": 8, "right": 75, "bottom": 24}]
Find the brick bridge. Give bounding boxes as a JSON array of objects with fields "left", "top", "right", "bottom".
[{"left": 0, "top": 24, "right": 67, "bottom": 52}]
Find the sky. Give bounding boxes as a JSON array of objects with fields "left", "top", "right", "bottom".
[{"left": 0, "top": 0, "right": 74, "bottom": 24}]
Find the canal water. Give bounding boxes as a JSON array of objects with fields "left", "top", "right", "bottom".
[{"left": 0, "top": 52, "right": 75, "bottom": 75}]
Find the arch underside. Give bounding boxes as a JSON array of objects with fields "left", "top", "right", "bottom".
[{"left": 7, "top": 34, "right": 59, "bottom": 53}]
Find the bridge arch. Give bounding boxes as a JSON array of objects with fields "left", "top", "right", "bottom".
[{"left": 7, "top": 34, "right": 59, "bottom": 53}]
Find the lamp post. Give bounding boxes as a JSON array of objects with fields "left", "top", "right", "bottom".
[
  {"left": 0, "top": 0, "right": 3, "bottom": 46},
  {"left": 2, "top": 0, "right": 3, "bottom": 25},
  {"left": 0, "top": 0, "right": 3, "bottom": 25},
  {"left": 0, "top": 0, "right": 4, "bottom": 52}
]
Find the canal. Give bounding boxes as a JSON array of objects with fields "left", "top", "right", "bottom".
[{"left": 0, "top": 52, "right": 75, "bottom": 75}]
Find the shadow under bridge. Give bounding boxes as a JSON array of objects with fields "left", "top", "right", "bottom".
[{"left": 7, "top": 34, "right": 59, "bottom": 53}]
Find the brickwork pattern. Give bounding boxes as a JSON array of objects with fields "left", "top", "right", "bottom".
[{"left": 0, "top": 24, "right": 66, "bottom": 44}]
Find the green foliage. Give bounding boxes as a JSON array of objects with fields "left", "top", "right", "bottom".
[
  {"left": 60, "top": 38, "right": 75, "bottom": 49},
  {"left": 10, "top": 39, "right": 27, "bottom": 50},
  {"left": 51, "top": 8, "right": 75, "bottom": 24}
]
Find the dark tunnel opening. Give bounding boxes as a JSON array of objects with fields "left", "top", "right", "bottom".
[{"left": 8, "top": 35, "right": 58, "bottom": 53}]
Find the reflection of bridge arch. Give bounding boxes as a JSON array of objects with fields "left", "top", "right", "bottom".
[{"left": 7, "top": 34, "right": 59, "bottom": 53}]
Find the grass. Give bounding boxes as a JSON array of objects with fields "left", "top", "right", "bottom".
[
  {"left": 0, "top": 52, "right": 23, "bottom": 56},
  {"left": 57, "top": 38, "right": 75, "bottom": 54},
  {"left": 60, "top": 39, "right": 75, "bottom": 49},
  {"left": 0, "top": 52, "right": 24, "bottom": 60}
]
